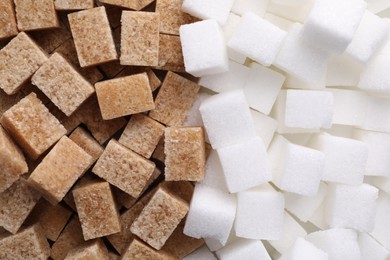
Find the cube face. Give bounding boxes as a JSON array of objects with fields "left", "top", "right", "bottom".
[
  {"left": 329, "top": 89, "right": 366, "bottom": 126},
  {"left": 131, "top": 187, "right": 189, "bottom": 250},
  {"left": 122, "top": 238, "right": 173, "bottom": 260},
  {"left": 0, "top": 0, "right": 18, "bottom": 40},
  {"left": 216, "top": 239, "right": 271, "bottom": 260},
  {"left": 0, "top": 93, "right": 66, "bottom": 159},
  {"left": 182, "top": 0, "right": 234, "bottom": 25},
  {"left": 119, "top": 114, "right": 165, "bottom": 159},
  {"left": 65, "top": 240, "right": 109, "bottom": 259},
  {"left": 228, "top": 12, "right": 287, "bottom": 66},
  {"left": 99, "top": 0, "right": 154, "bottom": 10},
  {"left": 32, "top": 53, "right": 95, "bottom": 116},
  {"left": 120, "top": 11, "right": 160, "bottom": 66},
  {"left": 358, "top": 54, "right": 390, "bottom": 95},
  {"left": 0, "top": 32, "right": 48, "bottom": 95},
  {"left": 95, "top": 73, "right": 155, "bottom": 120},
  {"left": 283, "top": 237, "right": 328, "bottom": 260},
  {"left": 55, "top": 0, "right": 94, "bottom": 10},
  {"left": 28, "top": 136, "right": 93, "bottom": 205},
  {"left": 69, "top": 127, "right": 104, "bottom": 162},
  {"left": 156, "top": 34, "right": 185, "bottom": 72},
  {"left": 92, "top": 140, "right": 156, "bottom": 198},
  {"left": 14, "top": 0, "right": 59, "bottom": 31},
  {"left": 68, "top": 6, "right": 117, "bottom": 67}
]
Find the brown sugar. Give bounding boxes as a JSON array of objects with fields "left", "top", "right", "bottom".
[
  {"left": 152, "top": 136, "right": 166, "bottom": 163},
  {"left": 93, "top": 140, "right": 156, "bottom": 198},
  {"left": 122, "top": 238, "right": 175, "bottom": 260},
  {"left": 0, "top": 89, "right": 25, "bottom": 116},
  {"left": 130, "top": 186, "right": 189, "bottom": 250},
  {"left": 161, "top": 181, "right": 195, "bottom": 204},
  {"left": 29, "top": 22, "right": 72, "bottom": 54},
  {"left": 55, "top": 0, "right": 95, "bottom": 10},
  {"left": 46, "top": 102, "right": 81, "bottom": 135},
  {"left": 120, "top": 11, "right": 160, "bottom": 66},
  {"left": 28, "top": 136, "right": 93, "bottom": 205},
  {"left": 164, "top": 127, "right": 206, "bottom": 181},
  {"left": 117, "top": 67, "right": 161, "bottom": 92},
  {"left": 69, "top": 127, "right": 104, "bottom": 162},
  {"left": 119, "top": 114, "right": 165, "bottom": 158},
  {"left": 149, "top": 72, "right": 200, "bottom": 126},
  {"left": 99, "top": 26, "right": 125, "bottom": 78},
  {"left": 95, "top": 73, "right": 155, "bottom": 120},
  {"left": 0, "top": 224, "right": 50, "bottom": 259},
  {"left": 0, "top": 32, "right": 48, "bottom": 95},
  {"left": 95, "top": 1, "right": 122, "bottom": 29},
  {"left": 0, "top": 0, "right": 18, "bottom": 40},
  {"left": 0, "top": 125, "right": 28, "bottom": 192},
  {"left": 14, "top": 0, "right": 59, "bottom": 31},
  {"left": 0, "top": 93, "right": 66, "bottom": 159},
  {"left": 99, "top": 0, "right": 155, "bottom": 11},
  {"left": 20, "top": 82, "right": 51, "bottom": 105},
  {"left": 64, "top": 239, "right": 109, "bottom": 260},
  {"left": 68, "top": 6, "right": 118, "bottom": 67},
  {"left": 73, "top": 181, "right": 121, "bottom": 240},
  {"left": 62, "top": 173, "right": 96, "bottom": 211},
  {"left": 155, "top": 34, "right": 185, "bottom": 72}
]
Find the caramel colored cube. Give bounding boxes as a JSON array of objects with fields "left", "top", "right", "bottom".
[
  {"left": 119, "top": 114, "right": 165, "bottom": 158},
  {"left": 165, "top": 127, "right": 205, "bottom": 181},
  {"left": 29, "top": 22, "right": 72, "bottom": 54},
  {"left": 55, "top": 0, "right": 94, "bottom": 10},
  {"left": 162, "top": 181, "right": 195, "bottom": 204},
  {"left": 28, "top": 136, "right": 93, "bottom": 205},
  {"left": 95, "top": 1, "right": 122, "bottom": 29},
  {"left": 155, "top": 34, "right": 185, "bottom": 72},
  {"left": 149, "top": 72, "right": 200, "bottom": 126},
  {"left": 65, "top": 240, "right": 109, "bottom": 260},
  {"left": 117, "top": 67, "right": 161, "bottom": 92},
  {"left": 73, "top": 181, "right": 121, "bottom": 240},
  {"left": 14, "top": 0, "right": 59, "bottom": 31},
  {"left": 120, "top": 11, "right": 159, "bottom": 66},
  {"left": 0, "top": 126, "right": 28, "bottom": 192},
  {"left": 93, "top": 140, "right": 156, "bottom": 198},
  {"left": 95, "top": 73, "right": 155, "bottom": 120},
  {"left": 0, "top": 89, "right": 25, "bottom": 116},
  {"left": 68, "top": 6, "right": 117, "bottom": 67},
  {"left": 0, "top": 0, "right": 18, "bottom": 40},
  {"left": 130, "top": 187, "right": 189, "bottom": 250},
  {"left": 0, "top": 32, "right": 48, "bottom": 95},
  {"left": 0, "top": 224, "right": 50, "bottom": 259},
  {"left": 122, "top": 238, "right": 175, "bottom": 260},
  {"left": 69, "top": 127, "right": 104, "bottom": 162},
  {"left": 0, "top": 179, "right": 40, "bottom": 234},
  {"left": 0, "top": 93, "right": 66, "bottom": 159},
  {"left": 99, "top": 0, "right": 154, "bottom": 11}
]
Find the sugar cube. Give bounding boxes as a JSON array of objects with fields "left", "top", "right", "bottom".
[
  {"left": 121, "top": 238, "right": 175, "bottom": 259},
  {"left": 55, "top": 0, "right": 94, "bottom": 10},
  {"left": 326, "top": 53, "right": 364, "bottom": 87},
  {"left": 358, "top": 53, "right": 390, "bottom": 95},
  {"left": 69, "top": 127, "right": 104, "bottom": 163},
  {"left": 279, "top": 237, "right": 328, "bottom": 260},
  {"left": 14, "top": 0, "right": 59, "bottom": 31},
  {"left": 250, "top": 110, "right": 278, "bottom": 148},
  {"left": 64, "top": 240, "right": 109, "bottom": 260},
  {"left": 359, "top": 232, "right": 389, "bottom": 260},
  {"left": 183, "top": 245, "right": 217, "bottom": 260},
  {"left": 217, "top": 239, "right": 271, "bottom": 260},
  {"left": 155, "top": 34, "right": 185, "bottom": 72},
  {"left": 200, "top": 150, "right": 229, "bottom": 192},
  {"left": 0, "top": 0, "right": 18, "bottom": 40},
  {"left": 232, "top": 0, "right": 269, "bottom": 17},
  {"left": 181, "top": 0, "right": 234, "bottom": 25}
]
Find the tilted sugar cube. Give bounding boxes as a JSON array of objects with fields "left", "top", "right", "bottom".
[
  {"left": 181, "top": 0, "right": 234, "bottom": 25},
  {"left": 370, "top": 193, "right": 390, "bottom": 250},
  {"left": 279, "top": 237, "right": 328, "bottom": 260},
  {"left": 250, "top": 110, "right": 278, "bottom": 149},
  {"left": 216, "top": 239, "right": 271, "bottom": 260},
  {"left": 358, "top": 54, "right": 390, "bottom": 95},
  {"left": 359, "top": 232, "right": 389, "bottom": 260}
]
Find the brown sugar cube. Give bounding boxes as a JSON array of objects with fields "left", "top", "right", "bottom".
[
  {"left": 32, "top": 53, "right": 95, "bottom": 116},
  {"left": 155, "top": 34, "right": 185, "bottom": 72},
  {"left": 0, "top": 0, "right": 18, "bottom": 40},
  {"left": 68, "top": 6, "right": 117, "bottom": 67},
  {"left": 162, "top": 181, "right": 195, "bottom": 204},
  {"left": 93, "top": 140, "right": 156, "bottom": 198},
  {"left": 0, "top": 224, "right": 50, "bottom": 259},
  {"left": 26, "top": 199, "right": 72, "bottom": 241},
  {"left": 120, "top": 11, "right": 159, "bottom": 66},
  {"left": 62, "top": 173, "right": 96, "bottom": 211},
  {"left": 117, "top": 67, "right": 162, "bottom": 92},
  {"left": 95, "top": 73, "right": 155, "bottom": 120},
  {"left": 164, "top": 127, "right": 206, "bottom": 181},
  {"left": 51, "top": 216, "right": 85, "bottom": 260},
  {"left": 119, "top": 114, "right": 165, "bottom": 158},
  {"left": 0, "top": 179, "right": 41, "bottom": 234},
  {"left": 65, "top": 239, "right": 109, "bottom": 260},
  {"left": 28, "top": 136, "right": 93, "bottom": 205},
  {"left": 0, "top": 93, "right": 66, "bottom": 159},
  {"left": 0, "top": 125, "right": 28, "bottom": 192},
  {"left": 73, "top": 181, "right": 121, "bottom": 240},
  {"left": 69, "top": 127, "right": 104, "bottom": 163},
  {"left": 29, "top": 22, "right": 72, "bottom": 54},
  {"left": 14, "top": 0, "right": 59, "bottom": 31},
  {"left": 149, "top": 72, "right": 200, "bottom": 126},
  {"left": 152, "top": 136, "right": 166, "bottom": 163},
  {"left": 156, "top": 0, "right": 198, "bottom": 35},
  {"left": 122, "top": 238, "right": 175, "bottom": 260},
  {"left": 0, "top": 89, "right": 25, "bottom": 116},
  {"left": 99, "top": 26, "right": 125, "bottom": 78},
  {"left": 55, "top": 0, "right": 95, "bottom": 10},
  {"left": 95, "top": 1, "right": 122, "bottom": 29},
  {"left": 0, "top": 32, "right": 48, "bottom": 95},
  {"left": 99, "top": 0, "right": 154, "bottom": 11},
  {"left": 130, "top": 186, "right": 189, "bottom": 250}
]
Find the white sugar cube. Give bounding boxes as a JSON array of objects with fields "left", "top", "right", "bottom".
[
  {"left": 232, "top": 0, "right": 269, "bottom": 17},
  {"left": 181, "top": 0, "right": 234, "bottom": 25},
  {"left": 199, "top": 90, "right": 257, "bottom": 149},
  {"left": 222, "top": 13, "right": 247, "bottom": 64},
  {"left": 359, "top": 232, "right": 389, "bottom": 260},
  {"left": 326, "top": 54, "right": 364, "bottom": 87},
  {"left": 205, "top": 230, "right": 238, "bottom": 252},
  {"left": 302, "top": 0, "right": 367, "bottom": 53},
  {"left": 180, "top": 20, "right": 229, "bottom": 77},
  {"left": 306, "top": 228, "right": 360, "bottom": 260},
  {"left": 228, "top": 12, "right": 287, "bottom": 66},
  {"left": 200, "top": 150, "right": 229, "bottom": 192},
  {"left": 360, "top": 95, "right": 390, "bottom": 133},
  {"left": 358, "top": 54, "right": 390, "bottom": 95},
  {"left": 279, "top": 237, "right": 328, "bottom": 260},
  {"left": 250, "top": 110, "right": 277, "bottom": 148},
  {"left": 183, "top": 245, "right": 217, "bottom": 260},
  {"left": 370, "top": 193, "right": 390, "bottom": 251},
  {"left": 325, "top": 184, "right": 378, "bottom": 232},
  {"left": 216, "top": 239, "right": 271, "bottom": 260},
  {"left": 235, "top": 186, "right": 284, "bottom": 240},
  {"left": 217, "top": 136, "right": 271, "bottom": 193},
  {"left": 308, "top": 133, "right": 368, "bottom": 185},
  {"left": 184, "top": 184, "right": 237, "bottom": 246}
]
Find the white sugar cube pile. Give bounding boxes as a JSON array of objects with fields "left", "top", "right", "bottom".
[{"left": 179, "top": 0, "right": 390, "bottom": 258}]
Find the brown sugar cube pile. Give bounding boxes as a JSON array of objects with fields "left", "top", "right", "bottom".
[
  {"left": 64, "top": 239, "right": 109, "bottom": 260},
  {"left": 32, "top": 53, "right": 95, "bottom": 116},
  {"left": 0, "top": 32, "right": 48, "bottom": 95},
  {"left": 117, "top": 66, "right": 162, "bottom": 92},
  {"left": 0, "top": 179, "right": 41, "bottom": 234},
  {"left": 120, "top": 11, "right": 160, "bottom": 66},
  {"left": 0, "top": 93, "right": 66, "bottom": 159},
  {"left": 122, "top": 238, "right": 175, "bottom": 260},
  {"left": 69, "top": 127, "right": 104, "bottom": 162},
  {"left": 100, "top": 0, "right": 155, "bottom": 11},
  {"left": 93, "top": 140, "right": 156, "bottom": 198},
  {"left": 0, "top": 125, "right": 28, "bottom": 192},
  {"left": 165, "top": 127, "right": 206, "bottom": 181},
  {"left": 95, "top": 73, "right": 155, "bottom": 120},
  {"left": 130, "top": 186, "right": 189, "bottom": 250},
  {"left": 68, "top": 6, "right": 117, "bottom": 67},
  {"left": 156, "top": 34, "right": 185, "bottom": 72},
  {"left": 55, "top": 0, "right": 95, "bottom": 10},
  {"left": 28, "top": 136, "right": 93, "bottom": 204},
  {"left": 0, "top": 0, "right": 18, "bottom": 40},
  {"left": 73, "top": 181, "right": 121, "bottom": 240},
  {"left": 14, "top": 0, "right": 59, "bottom": 31},
  {"left": 0, "top": 224, "right": 50, "bottom": 259},
  {"left": 119, "top": 114, "right": 165, "bottom": 159}
]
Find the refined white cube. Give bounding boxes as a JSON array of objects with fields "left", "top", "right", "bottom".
[
  {"left": 217, "top": 239, "right": 271, "bottom": 260},
  {"left": 279, "top": 237, "right": 328, "bottom": 260},
  {"left": 360, "top": 95, "right": 390, "bottom": 133},
  {"left": 181, "top": 0, "right": 234, "bottom": 25},
  {"left": 358, "top": 54, "right": 390, "bottom": 95},
  {"left": 222, "top": 13, "right": 247, "bottom": 64},
  {"left": 250, "top": 110, "right": 277, "bottom": 149},
  {"left": 359, "top": 232, "right": 389, "bottom": 260},
  {"left": 326, "top": 54, "right": 364, "bottom": 87}
]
